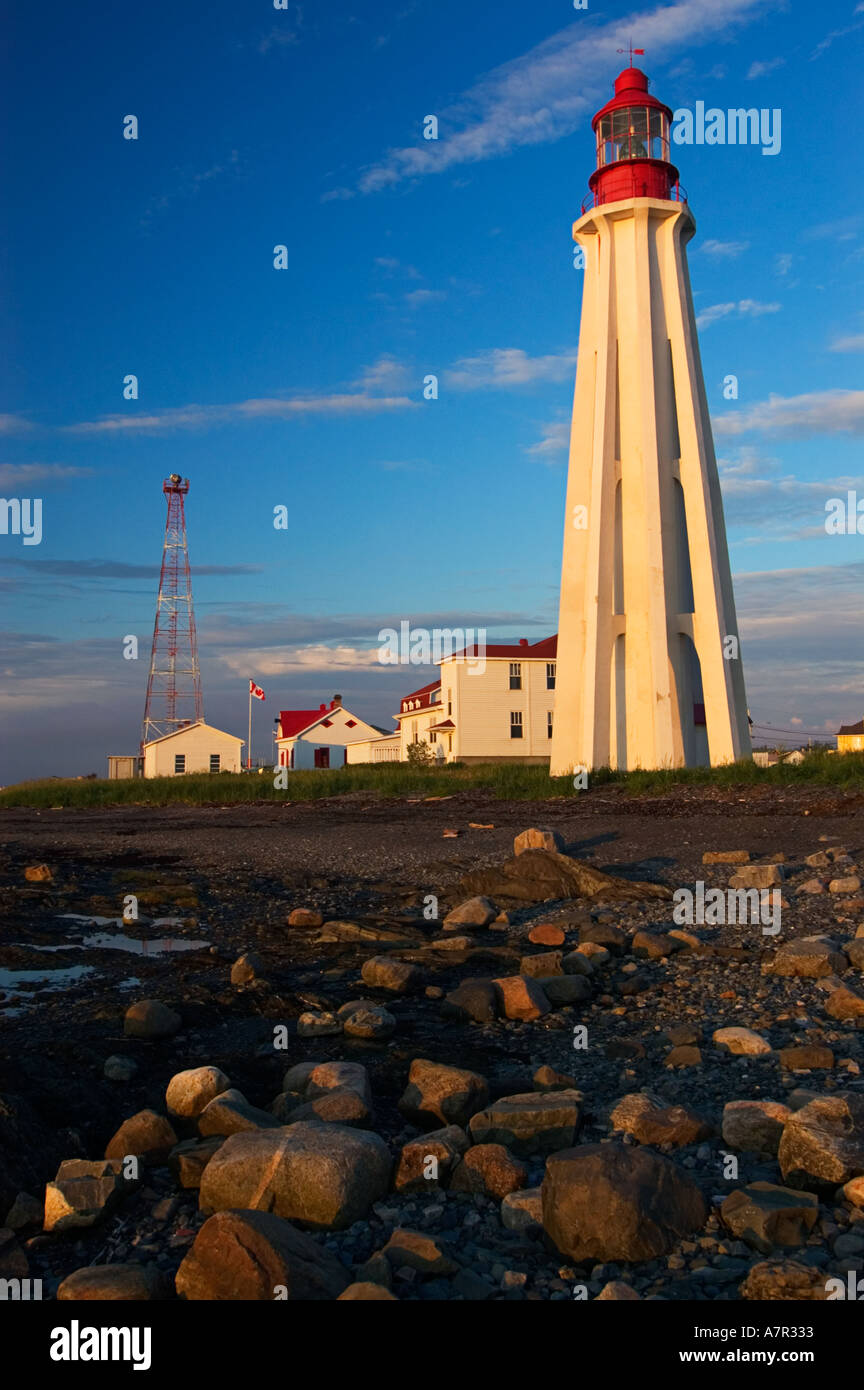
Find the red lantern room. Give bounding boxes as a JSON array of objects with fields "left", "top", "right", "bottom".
[{"left": 587, "top": 67, "right": 683, "bottom": 208}]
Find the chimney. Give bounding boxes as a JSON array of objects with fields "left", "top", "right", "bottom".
[
  {"left": 319, "top": 703, "right": 326, "bottom": 712},
  {"left": 519, "top": 638, "right": 529, "bottom": 647},
  {"left": 332, "top": 693, "right": 342, "bottom": 708}
]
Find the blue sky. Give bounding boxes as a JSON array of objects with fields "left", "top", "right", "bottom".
[{"left": 1, "top": 0, "right": 863, "bottom": 780}]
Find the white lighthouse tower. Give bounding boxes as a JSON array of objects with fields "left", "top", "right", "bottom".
[{"left": 550, "top": 64, "right": 751, "bottom": 774}]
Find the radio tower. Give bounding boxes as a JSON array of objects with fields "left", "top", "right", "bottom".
[{"left": 141, "top": 474, "right": 203, "bottom": 749}]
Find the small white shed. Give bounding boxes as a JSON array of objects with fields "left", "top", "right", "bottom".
[{"left": 142, "top": 721, "right": 245, "bottom": 778}]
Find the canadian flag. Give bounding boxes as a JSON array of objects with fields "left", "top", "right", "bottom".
[{"left": 249, "top": 680, "right": 266, "bottom": 701}]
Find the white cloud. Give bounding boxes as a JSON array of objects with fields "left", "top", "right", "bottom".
[
  {"left": 349, "top": 0, "right": 775, "bottom": 193},
  {"left": 696, "top": 299, "right": 781, "bottom": 329},
  {"left": 404, "top": 288, "right": 445, "bottom": 307},
  {"left": 0, "top": 464, "right": 93, "bottom": 487},
  {"left": 830, "top": 334, "right": 864, "bottom": 353},
  {"left": 0, "top": 415, "right": 32, "bottom": 435},
  {"left": 811, "top": 11, "right": 864, "bottom": 59},
  {"left": 62, "top": 392, "right": 417, "bottom": 434},
  {"left": 444, "top": 347, "right": 577, "bottom": 390},
  {"left": 714, "top": 390, "right": 864, "bottom": 438},
  {"left": 746, "top": 57, "right": 785, "bottom": 79},
  {"left": 699, "top": 240, "right": 750, "bottom": 257},
  {"left": 222, "top": 645, "right": 383, "bottom": 678},
  {"left": 353, "top": 355, "right": 412, "bottom": 391},
  {"left": 527, "top": 419, "right": 570, "bottom": 460}
]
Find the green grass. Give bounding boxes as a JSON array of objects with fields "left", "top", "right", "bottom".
[{"left": 1, "top": 751, "right": 862, "bottom": 807}]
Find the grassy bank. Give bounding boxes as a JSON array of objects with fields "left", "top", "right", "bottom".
[{"left": 1, "top": 751, "right": 862, "bottom": 807}]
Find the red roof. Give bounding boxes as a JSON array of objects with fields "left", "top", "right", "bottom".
[
  {"left": 277, "top": 709, "right": 328, "bottom": 739},
  {"left": 277, "top": 699, "right": 343, "bottom": 739},
  {"left": 397, "top": 680, "right": 441, "bottom": 715},
  {"left": 448, "top": 635, "right": 558, "bottom": 660}
]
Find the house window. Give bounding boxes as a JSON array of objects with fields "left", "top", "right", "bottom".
[
  {"left": 547, "top": 711, "right": 553, "bottom": 739},
  {"left": 174, "top": 754, "right": 186, "bottom": 774},
  {"left": 446, "top": 693, "right": 452, "bottom": 716},
  {"left": 289, "top": 747, "right": 295, "bottom": 769},
  {"left": 345, "top": 719, "right": 356, "bottom": 728},
  {"left": 321, "top": 719, "right": 333, "bottom": 728},
  {"left": 430, "top": 730, "right": 437, "bottom": 743},
  {"left": 314, "top": 747, "right": 330, "bottom": 768},
  {"left": 510, "top": 711, "right": 523, "bottom": 739},
  {"left": 509, "top": 662, "right": 522, "bottom": 690},
  {"left": 546, "top": 662, "right": 556, "bottom": 690},
  {"left": 209, "top": 754, "right": 220, "bottom": 773},
  {"left": 447, "top": 734, "right": 452, "bottom": 752}
]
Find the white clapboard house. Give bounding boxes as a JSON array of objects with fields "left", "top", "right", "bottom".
[
  {"left": 347, "top": 636, "right": 558, "bottom": 765},
  {"left": 141, "top": 720, "right": 245, "bottom": 777},
  {"left": 274, "top": 695, "right": 388, "bottom": 770}
]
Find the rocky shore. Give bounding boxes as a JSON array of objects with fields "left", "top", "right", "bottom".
[{"left": 1, "top": 787, "right": 863, "bottom": 1301}]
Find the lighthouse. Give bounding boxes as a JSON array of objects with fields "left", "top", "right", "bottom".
[{"left": 549, "top": 65, "right": 751, "bottom": 774}]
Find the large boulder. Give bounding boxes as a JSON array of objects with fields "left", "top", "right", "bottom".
[
  {"left": 176, "top": 1209, "right": 349, "bottom": 1300},
  {"left": 609, "top": 1093, "right": 712, "bottom": 1148},
  {"left": 398, "top": 1059, "right": 488, "bottom": 1130},
  {"left": 57, "top": 1264, "right": 169, "bottom": 1301},
  {"left": 520, "top": 951, "right": 563, "bottom": 978},
  {"left": 765, "top": 937, "right": 848, "bottom": 979},
  {"left": 538, "top": 975, "right": 591, "bottom": 1006},
  {"left": 104, "top": 1110, "right": 177, "bottom": 1165},
  {"left": 729, "top": 864, "right": 784, "bottom": 889},
  {"left": 542, "top": 1143, "right": 707, "bottom": 1261},
  {"left": 443, "top": 980, "right": 499, "bottom": 1023},
  {"left": 712, "top": 1027, "right": 771, "bottom": 1057},
  {"left": 449, "top": 1143, "right": 527, "bottom": 1200},
  {"left": 720, "top": 1183, "right": 818, "bottom": 1254},
  {"left": 492, "top": 976, "right": 550, "bottom": 1020},
  {"left": 123, "top": 999, "right": 181, "bottom": 1040},
  {"left": 198, "top": 1122, "right": 391, "bottom": 1230},
  {"left": 459, "top": 849, "right": 672, "bottom": 905},
  {"left": 169, "top": 1136, "right": 224, "bottom": 1189},
  {"left": 394, "top": 1126, "right": 468, "bottom": 1191},
  {"left": 287, "top": 1089, "right": 372, "bottom": 1129},
  {"left": 338, "top": 1282, "right": 398, "bottom": 1301},
  {"left": 361, "top": 956, "right": 421, "bottom": 993},
  {"left": 305, "top": 1062, "right": 370, "bottom": 1104},
  {"left": 198, "top": 1089, "right": 282, "bottom": 1138},
  {"left": 316, "top": 921, "right": 417, "bottom": 947},
  {"left": 721, "top": 1100, "right": 790, "bottom": 1156},
  {"left": 824, "top": 982, "right": 864, "bottom": 1021},
  {"left": 166, "top": 1067, "right": 231, "bottom": 1119},
  {"left": 382, "top": 1228, "right": 458, "bottom": 1277},
  {"left": 468, "top": 1091, "right": 582, "bottom": 1156},
  {"left": 514, "top": 828, "right": 566, "bottom": 856},
  {"left": 778, "top": 1093, "right": 864, "bottom": 1190},
  {"left": 739, "top": 1260, "right": 830, "bottom": 1301},
  {"left": 44, "top": 1159, "right": 135, "bottom": 1233},
  {"left": 442, "top": 896, "right": 498, "bottom": 929}
]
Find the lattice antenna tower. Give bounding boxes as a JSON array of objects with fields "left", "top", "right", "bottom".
[{"left": 141, "top": 474, "right": 203, "bottom": 748}]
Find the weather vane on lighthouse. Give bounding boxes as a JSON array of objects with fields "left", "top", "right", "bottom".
[{"left": 617, "top": 41, "right": 645, "bottom": 65}]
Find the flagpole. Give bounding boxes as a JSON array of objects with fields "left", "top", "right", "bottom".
[{"left": 247, "top": 683, "right": 252, "bottom": 770}]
